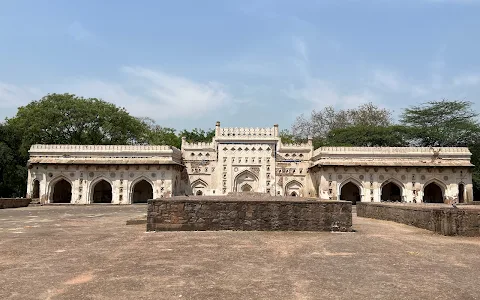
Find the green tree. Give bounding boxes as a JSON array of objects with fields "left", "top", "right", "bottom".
[
  {"left": 6, "top": 93, "right": 150, "bottom": 157},
  {"left": 401, "top": 100, "right": 480, "bottom": 200},
  {"left": 3, "top": 93, "right": 151, "bottom": 197},
  {"left": 179, "top": 128, "right": 215, "bottom": 143},
  {"left": 0, "top": 123, "right": 26, "bottom": 197},
  {"left": 326, "top": 125, "right": 411, "bottom": 147},
  {"left": 142, "top": 118, "right": 182, "bottom": 149},
  {"left": 279, "top": 129, "right": 297, "bottom": 144},
  {"left": 469, "top": 142, "right": 480, "bottom": 200},
  {"left": 400, "top": 100, "right": 480, "bottom": 147},
  {"left": 292, "top": 102, "right": 392, "bottom": 141}
]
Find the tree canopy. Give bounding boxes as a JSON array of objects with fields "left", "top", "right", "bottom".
[
  {"left": 326, "top": 125, "right": 411, "bottom": 147},
  {"left": 0, "top": 123, "right": 26, "bottom": 197},
  {"left": 1, "top": 94, "right": 479, "bottom": 200},
  {"left": 292, "top": 102, "right": 392, "bottom": 141},
  {"left": 400, "top": 100, "right": 480, "bottom": 147},
  {"left": 7, "top": 93, "right": 150, "bottom": 157},
  {"left": 179, "top": 128, "right": 215, "bottom": 143}
]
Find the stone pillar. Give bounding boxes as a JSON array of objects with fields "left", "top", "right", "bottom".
[
  {"left": 181, "top": 136, "right": 187, "bottom": 150},
  {"left": 273, "top": 124, "right": 279, "bottom": 137},
  {"left": 26, "top": 169, "right": 32, "bottom": 198},
  {"left": 215, "top": 121, "right": 221, "bottom": 137}
]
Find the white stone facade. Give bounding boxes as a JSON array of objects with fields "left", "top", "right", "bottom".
[
  {"left": 27, "top": 145, "right": 186, "bottom": 204},
  {"left": 26, "top": 122, "right": 475, "bottom": 204}
]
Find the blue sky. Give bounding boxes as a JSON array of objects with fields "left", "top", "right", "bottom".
[{"left": 1, "top": 0, "right": 480, "bottom": 132}]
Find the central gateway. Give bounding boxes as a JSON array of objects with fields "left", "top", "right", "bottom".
[{"left": 184, "top": 122, "right": 313, "bottom": 197}]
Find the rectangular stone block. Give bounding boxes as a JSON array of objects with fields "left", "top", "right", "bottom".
[
  {"left": 357, "top": 202, "right": 480, "bottom": 236},
  {"left": 147, "top": 196, "right": 352, "bottom": 232},
  {"left": 0, "top": 198, "right": 32, "bottom": 209}
]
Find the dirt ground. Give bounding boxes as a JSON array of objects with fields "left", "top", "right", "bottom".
[{"left": 1, "top": 205, "right": 479, "bottom": 300}]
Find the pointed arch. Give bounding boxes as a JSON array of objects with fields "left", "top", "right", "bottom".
[
  {"left": 234, "top": 170, "right": 258, "bottom": 192},
  {"left": 423, "top": 178, "right": 446, "bottom": 203},
  {"left": 338, "top": 177, "right": 364, "bottom": 204},
  {"left": 191, "top": 178, "right": 208, "bottom": 196},
  {"left": 380, "top": 178, "right": 405, "bottom": 202},
  {"left": 32, "top": 179, "right": 40, "bottom": 199},
  {"left": 48, "top": 175, "right": 73, "bottom": 204},
  {"left": 285, "top": 180, "right": 303, "bottom": 197},
  {"left": 241, "top": 183, "right": 252, "bottom": 192},
  {"left": 458, "top": 182, "right": 465, "bottom": 203},
  {"left": 191, "top": 178, "right": 208, "bottom": 189},
  {"left": 285, "top": 180, "right": 303, "bottom": 189},
  {"left": 89, "top": 176, "right": 113, "bottom": 204},
  {"left": 234, "top": 170, "right": 258, "bottom": 182},
  {"left": 130, "top": 176, "right": 154, "bottom": 204}
]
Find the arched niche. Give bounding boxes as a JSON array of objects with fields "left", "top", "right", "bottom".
[
  {"left": 285, "top": 180, "right": 303, "bottom": 197},
  {"left": 50, "top": 177, "right": 72, "bottom": 203},
  {"left": 32, "top": 179, "right": 40, "bottom": 199},
  {"left": 234, "top": 170, "right": 258, "bottom": 192},
  {"left": 458, "top": 183, "right": 465, "bottom": 203},
  {"left": 191, "top": 179, "right": 208, "bottom": 196},
  {"left": 91, "top": 178, "right": 112, "bottom": 204},
  {"left": 131, "top": 179, "right": 153, "bottom": 204},
  {"left": 339, "top": 179, "right": 362, "bottom": 205},
  {"left": 380, "top": 179, "right": 403, "bottom": 202},
  {"left": 423, "top": 180, "right": 445, "bottom": 203},
  {"left": 241, "top": 183, "right": 252, "bottom": 192}
]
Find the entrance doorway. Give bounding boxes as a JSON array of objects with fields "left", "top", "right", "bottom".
[
  {"left": 92, "top": 180, "right": 112, "bottom": 203},
  {"left": 241, "top": 184, "right": 252, "bottom": 192},
  {"left": 32, "top": 180, "right": 40, "bottom": 199},
  {"left": 381, "top": 182, "right": 402, "bottom": 202},
  {"left": 51, "top": 179, "right": 72, "bottom": 203},
  {"left": 423, "top": 182, "right": 444, "bottom": 203},
  {"left": 132, "top": 180, "right": 153, "bottom": 203},
  {"left": 340, "top": 182, "right": 361, "bottom": 205},
  {"left": 458, "top": 183, "right": 465, "bottom": 203}
]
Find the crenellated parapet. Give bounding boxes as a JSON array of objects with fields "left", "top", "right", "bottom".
[
  {"left": 181, "top": 140, "right": 215, "bottom": 150},
  {"left": 30, "top": 144, "right": 180, "bottom": 154},
  {"left": 215, "top": 122, "right": 279, "bottom": 139},
  {"left": 311, "top": 147, "right": 473, "bottom": 167},
  {"left": 277, "top": 139, "right": 313, "bottom": 161},
  {"left": 28, "top": 144, "right": 183, "bottom": 165}
]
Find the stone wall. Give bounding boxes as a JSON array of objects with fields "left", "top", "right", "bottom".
[
  {"left": 0, "top": 198, "right": 32, "bottom": 209},
  {"left": 147, "top": 195, "right": 352, "bottom": 232},
  {"left": 357, "top": 202, "right": 480, "bottom": 236}
]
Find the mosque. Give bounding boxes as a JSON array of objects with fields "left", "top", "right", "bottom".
[{"left": 26, "top": 122, "right": 474, "bottom": 204}]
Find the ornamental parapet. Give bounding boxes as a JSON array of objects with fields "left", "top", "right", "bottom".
[
  {"left": 28, "top": 144, "right": 183, "bottom": 165},
  {"left": 311, "top": 147, "right": 473, "bottom": 167}
]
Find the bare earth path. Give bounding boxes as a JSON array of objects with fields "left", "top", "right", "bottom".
[{"left": 1, "top": 205, "right": 479, "bottom": 300}]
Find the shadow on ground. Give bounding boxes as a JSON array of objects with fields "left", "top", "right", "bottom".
[{"left": 1, "top": 205, "right": 479, "bottom": 300}]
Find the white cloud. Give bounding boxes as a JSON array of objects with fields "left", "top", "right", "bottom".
[
  {"left": 285, "top": 37, "right": 378, "bottom": 109},
  {"left": 453, "top": 74, "right": 480, "bottom": 86},
  {"left": 0, "top": 67, "right": 235, "bottom": 121},
  {"left": 120, "top": 66, "right": 232, "bottom": 118},
  {"left": 372, "top": 70, "right": 402, "bottom": 91},
  {"left": 292, "top": 36, "right": 308, "bottom": 63},
  {"left": 285, "top": 78, "right": 376, "bottom": 109},
  {"left": 0, "top": 82, "right": 42, "bottom": 108}
]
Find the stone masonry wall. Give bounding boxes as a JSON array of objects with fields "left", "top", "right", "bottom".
[
  {"left": 0, "top": 198, "right": 32, "bottom": 209},
  {"left": 147, "top": 195, "right": 352, "bottom": 232},
  {"left": 357, "top": 202, "right": 480, "bottom": 236}
]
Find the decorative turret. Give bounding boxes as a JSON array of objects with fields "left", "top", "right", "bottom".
[{"left": 215, "top": 121, "right": 221, "bottom": 137}]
